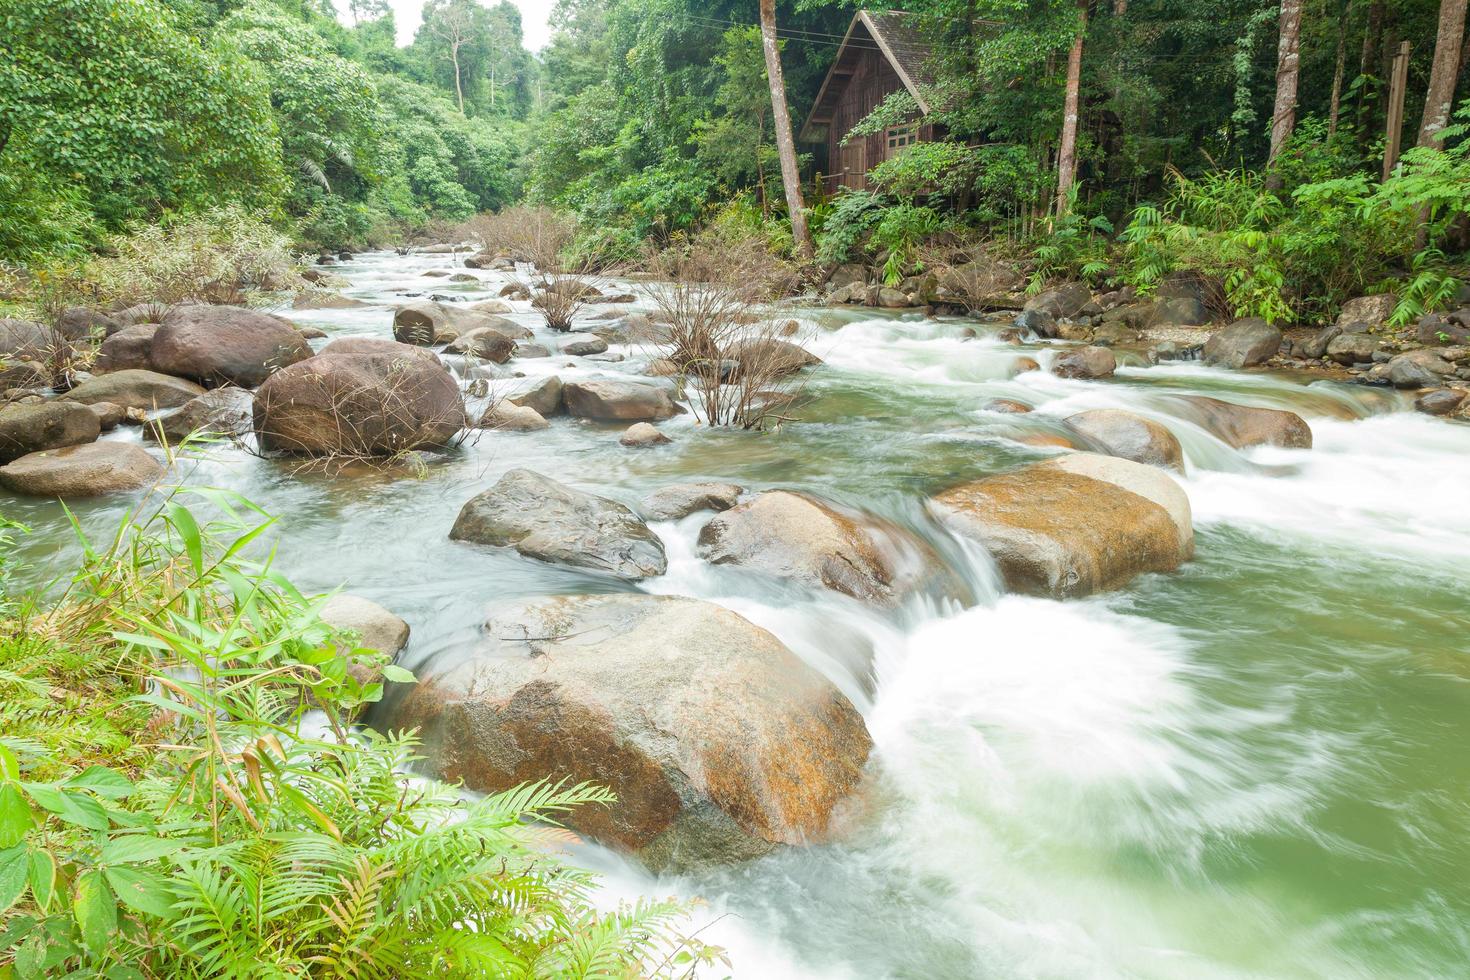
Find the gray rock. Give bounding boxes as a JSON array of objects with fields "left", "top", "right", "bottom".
[
  {"left": 1015, "top": 308, "right": 1058, "bottom": 338},
  {"left": 563, "top": 380, "right": 678, "bottom": 421},
  {"left": 559, "top": 334, "right": 609, "bottom": 356},
  {"left": 320, "top": 594, "right": 410, "bottom": 661},
  {"left": 1024, "top": 282, "right": 1091, "bottom": 319},
  {"left": 619, "top": 422, "right": 670, "bottom": 446},
  {"left": 1064, "top": 409, "right": 1184, "bottom": 471},
  {"left": 1334, "top": 294, "right": 1397, "bottom": 331},
  {"left": 0, "top": 401, "right": 101, "bottom": 464},
  {"left": 449, "top": 468, "right": 667, "bottom": 580},
  {"left": 0, "top": 442, "right": 164, "bottom": 498},
  {"left": 94, "top": 324, "right": 159, "bottom": 374},
  {"left": 146, "top": 388, "right": 254, "bottom": 444},
  {"left": 1325, "top": 333, "right": 1380, "bottom": 365},
  {"left": 1415, "top": 388, "right": 1467, "bottom": 416},
  {"left": 62, "top": 369, "right": 205, "bottom": 413},
  {"left": 477, "top": 402, "right": 549, "bottom": 431},
  {"left": 508, "top": 376, "right": 563, "bottom": 416},
  {"left": 1202, "top": 318, "right": 1282, "bottom": 368},
  {"left": 640, "top": 482, "right": 743, "bottom": 520},
  {"left": 1387, "top": 349, "right": 1455, "bottom": 389},
  {"left": 150, "top": 306, "right": 312, "bottom": 388},
  {"left": 55, "top": 307, "right": 121, "bottom": 343},
  {"left": 1051, "top": 346, "right": 1116, "bottom": 379},
  {"left": 446, "top": 327, "right": 516, "bottom": 363},
  {"left": 1173, "top": 396, "right": 1312, "bottom": 449},
  {"left": 85, "top": 402, "right": 125, "bottom": 431}
]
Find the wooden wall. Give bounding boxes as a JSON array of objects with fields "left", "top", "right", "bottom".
[{"left": 823, "top": 47, "right": 932, "bottom": 193}]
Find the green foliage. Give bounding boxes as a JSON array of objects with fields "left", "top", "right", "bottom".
[
  {"left": 0, "top": 489, "right": 705, "bottom": 977},
  {"left": 1029, "top": 195, "right": 1113, "bottom": 293},
  {"left": 868, "top": 141, "right": 979, "bottom": 202},
  {"left": 813, "top": 190, "right": 888, "bottom": 266},
  {"left": 872, "top": 205, "right": 946, "bottom": 286}
]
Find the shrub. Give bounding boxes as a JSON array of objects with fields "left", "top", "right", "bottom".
[{"left": 813, "top": 189, "right": 887, "bottom": 266}]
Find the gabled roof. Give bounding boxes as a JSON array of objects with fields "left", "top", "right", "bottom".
[{"left": 798, "top": 10, "right": 934, "bottom": 143}]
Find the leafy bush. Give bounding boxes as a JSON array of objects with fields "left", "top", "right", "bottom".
[
  {"left": 872, "top": 205, "right": 946, "bottom": 285},
  {"left": 0, "top": 489, "right": 707, "bottom": 977},
  {"left": 813, "top": 190, "right": 887, "bottom": 266}
]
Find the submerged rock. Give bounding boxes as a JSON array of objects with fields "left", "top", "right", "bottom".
[
  {"left": 930, "top": 452, "right": 1192, "bottom": 598},
  {"left": 0, "top": 402, "right": 101, "bottom": 464},
  {"left": 0, "top": 442, "right": 164, "bottom": 498},
  {"left": 1174, "top": 395, "right": 1312, "bottom": 449},
  {"left": 393, "top": 593, "right": 871, "bottom": 871},
  {"left": 696, "top": 490, "right": 963, "bottom": 608},
  {"left": 640, "top": 482, "right": 743, "bottom": 520},
  {"left": 1064, "top": 409, "right": 1184, "bottom": 471},
  {"left": 449, "top": 468, "right": 666, "bottom": 579},
  {"left": 150, "top": 306, "right": 312, "bottom": 388}
]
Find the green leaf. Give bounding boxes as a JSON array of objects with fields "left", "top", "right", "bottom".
[
  {"left": 0, "top": 844, "right": 28, "bottom": 913},
  {"left": 21, "top": 783, "right": 65, "bottom": 813},
  {"left": 0, "top": 743, "right": 19, "bottom": 781},
  {"left": 104, "top": 865, "right": 175, "bottom": 920},
  {"left": 74, "top": 869, "right": 117, "bottom": 954},
  {"left": 28, "top": 848, "right": 55, "bottom": 911},
  {"left": 55, "top": 791, "right": 110, "bottom": 831},
  {"left": 380, "top": 664, "right": 416, "bottom": 684},
  {"left": 65, "top": 767, "right": 133, "bottom": 800},
  {"left": 100, "top": 835, "right": 184, "bottom": 866},
  {"left": 0, "top": 784, "right": 32, "bottom": 847},
  {"left": 168, "top": 502, "right": 204, "bottom": 577}
]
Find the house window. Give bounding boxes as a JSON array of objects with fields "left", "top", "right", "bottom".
[{"left": 885, "top": 123, "right": 918, "bottom": 155}]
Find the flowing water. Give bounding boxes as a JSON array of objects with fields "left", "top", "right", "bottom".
[{"left": 7, "top": 250, "right": 1470, "bottom": 978}]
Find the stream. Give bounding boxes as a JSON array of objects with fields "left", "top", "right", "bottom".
[{"left": 7, "top": 249, "right": 1470, "bottom": 978}]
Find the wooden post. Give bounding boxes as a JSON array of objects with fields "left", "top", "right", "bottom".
[{"left": 1382, "top": 40, "right": 1410, "bottom": 179}]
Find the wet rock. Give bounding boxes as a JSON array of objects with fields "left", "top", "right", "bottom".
[
  {"left": 1415, "top": 388, "right": 1467, "bottom": 416},
  {"left": 393, "top": 593, "right": 871, "bottom": 871},
  {"left": 320, "top": 594, "right": 409, "bottom": 662},
  {"left": 150, "top": 306, "right": 312, "bottom": 388},
  {"left": 449, "top": 273, "right": 478, "bottom": 283},
  {"left": 1334, "top": 294, "right": 1397, "bottom": 331},
  {"left": 1051, "top": 346, "right": 1116, "bottom": 379},
  {"left": 1202, "top": 318, "right": 1282, "bottom": 368},
  {"left": 515, "top": 343, "right": 551, "bottom": 358},
  {"left": 1010, "top": 356, "right": 1041, "bottom": 375},
  {"left": 254, "top": 341, "right": 464, "bottom": 456},
  {"left": 1175, "top": 396, "right": 1312, "bottom": 449},
  {"left": 1299, "top": 325, "right": 1340, "bottom": 359},
  {"left": 508, "top": 376, "right": 563, "bottom": 416},
  {"left": 449, "top": 468, "right": 666, "bottom": 580},
  {"left": 296, "top": 324, "right": 327, "bottom": 340},
  {"left": 477, "top": 402, "right": 549, "bottom": 431},
  {"left": 93, "top": 324, "right": 158, "bottom": 374},
  {"left": 446, "top": 327, "right": 515, "bottom": 363},
  {"left": 291, "top": 291, "right": 367, "bottom": 310},
  {"left": 1015, "top": 433, "right": 1076, "bottom": 449},
  {"left": 1387, "top": 349, "right": 1455, "bottom": 389},
  {"left": 146, "top": 388, "right": 254, "bottom": 444},
  {"left": 1014, "top": 308, "right": 1057, "bottom": 338},
  {"left": 1325, "top": 333, "right": 1380, "bottom": 365},
  {"left": 55, "top": 307, "right": 120, "bottom": 343},
  {"left": 931, "top": 452, "right": 1192, "bottom": 598},
  {"left": 563, "top": 380, "right": 678, "bottom": 421},
  {"left": 559, "top": 334, "right": 608, "bottom": 356},
  {"left": 640, "top": 482, "right": 743, "bottom": 520},
  {"left": 393, "top": 301, "right": 526, "bottom": 345},
  {"left": 498, "top": 283, "right": 531, "bottom": 301},
  {"left": 1064, "top": 409, "right": 1184, "bottom": 471},
  {"left": 1024, "top": 282, "right": 1091, "bottom": 319},
  {"left": 469, "top": 299, "right": 514, "bottom": 315},
  {"left": 62, "top": 369, "right": 205, "bottom": 413},
  {"left": 1415, "top": 312, "right": 1470, "bottom": 345},
  {"left": 725, "top": 338, "right": 821, "bottom": 377},
  {"left": 85, "top": 402, "right": 125, "bottom": 431},
  {"left": 0, "top": 402, "right": 101, "bottom": 464},
  {"left": 301, "top": 268, "right": 349, "bottom": 288},
  {"left": 985, "top": 399, "right": 1032, "bottom": 414},
  {"left": 0, "top": 442, "right": 164, "bottom": 498},
  {"left": 696, "top": 490, "right": 962, "bottom": 608},
  {"left": 619, "top": 422, "right": 670, "bottom": 447}
]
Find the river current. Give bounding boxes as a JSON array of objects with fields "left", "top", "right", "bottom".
[{"left": 6, "top": 249, "right": 1469, "bottom": 978}]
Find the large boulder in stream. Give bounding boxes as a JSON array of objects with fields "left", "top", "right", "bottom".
[
  {"left": 930, "top": 452, "right": 1193, "bottom": 598},
  {"left": 62, "top": 369, "right": 205, "bottom": 414},
  {"left": 1051, "top": 346, "right": 1116, "bottom": 379},
  {"left": 0, "top": 402, "right": 101, "bottom": 464},
  {"left": 94, "top": 325, "right": 159, "bottom": 374},
  {"left": 393, "top": 301, "right": 529, "bottom": 346},
  {"left": 449, "top": 468, "right": 667, "bottom": 580},
  {"left": 1064, "top": 409, "right": 1184, "bottom": 471},
  {"left": 563, "top": 380, "right": 679, "bottom": 421},
  {"left": 1172, "top": 396, "right": 1312, "bottom": 449},
  {"left": 150, "top": 306, "right": 312, "bottom": 388},
  {"left": 393, "top": 593, "right": 872, "bottom": 871},
  {"left": 445, "top": 327, "right": 516, "bottom": 363},
  {"left": 1202, "top": 318, "right": 1282, "bottom": 369},
  {"left": 696, "top": 490, "right": 964, "bottom": 608},
  {"left": 1024, "top": 282, "right": 1091, "bottom": 319},
  {"left": 641, "top": 482, "right": 743, "bottom": 520},
  {"left": 253, "top": 340, "right": 464, "bottom": 456},
  {"left": 0, "top": 442, "right": 164, "bottom": 498}
]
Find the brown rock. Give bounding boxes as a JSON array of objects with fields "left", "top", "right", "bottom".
[
  {"left": 563, "top": 380, "right": 679, "bottom": 421},
  {"left": 93, "top": 325, "right": 158, "bottom": 374},
  {"left": 150, "top": 306, "right": 312, "bottom": 387},
  {"left": 1175, "top": 396, "right": 1312, "bottom": 449},
  {"left": 507, "top": 376, "right": 563, "bottom": 416},
  {"left": 0, "top": 401, "right": 101, "bottom": 463},
  {"left": 1051, "top": 346, "right": 1116, "bottom": 379},
  {"left": 619, "top": 422, "right": 671, "bottom": 446},
  {"left": 0, "top": 442, "right": 164, "bottom": 498},
  {"left": 640, "top": 482, "right": 743, "bottom": 520},
  {"left": 62, "top": 369, "right": 205, "bottom": 413},
  {"left": 1064, "top": 409, "right": 1184, "bottom": 471}
]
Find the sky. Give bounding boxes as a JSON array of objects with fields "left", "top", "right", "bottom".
[{"left": 337, "top": 0, "right": 558, "bottom": 51}]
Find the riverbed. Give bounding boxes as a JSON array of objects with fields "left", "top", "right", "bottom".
[{"left": 7, "top": 249, "right": 1470, "bottom": 978}]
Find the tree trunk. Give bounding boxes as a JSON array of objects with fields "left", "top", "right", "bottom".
[
  {"left": 1328, "top": 10, "right": 1346, "bottom": 137},
  {"left": 451, "top": 42, "right": 465, "bottom": 113},
  {"left": 1267, "top": 0, "right": 1303, "bottom": 175},
  {"left": 1418, "top": 0, "right": 1468, "bottom": 148},
  {"left": 759, "top": 0, "right": 812, "bottom": 261},
  {"left": 1356, "top": 0, "right": 1384, "bottom": 138},
  {"left": 1055, "top": 0, "right": 1088, "bottom": 212}
]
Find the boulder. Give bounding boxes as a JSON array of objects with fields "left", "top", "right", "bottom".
[
  {"left": 1149, "top": 296, "right": 1207, "bottom": 327},
  {"left": 0, "top": 319, "right": 64, "bottom": 389},
  {"left": 877, "top": 287, "right": 910, "bottom": 308},
  {"left": 1064, "top": 409, "right": 1184, "bottom": 471},
  {"left": 0, "top": 442, "right": 164, "bottom": 498},
  {"left": 1014, "top": 309, "right": 1057, "bottom": 338},
  {"left": 1415, "top": 312, "right": 1470, "bottom": 346},
  {"left": 930, "top": 452, "right": 1192, "bottom": 598},
  {"left": 1334, "top": 294, "right": 1397, "bottom": 331},
  {"left": 1092, "top": 321, "right": 1142, "bottom": 346},
  {"left": 477, "top": 402, "right": 549, "bottom": 431},
  {"left": 62, "top": 369, "right": 204, "bottom": 413},
  {"left": 449, "top": 468, "right": 666, "bottom": 580},
  {"left": 559, "top": 334, "right": 609, "bottom": 356},
  {"left": 254, "top": 342, "right": 464, "bottom": 456},
  {"left": 320, "top": 594, "right": 409, "bottom": 661},
  {"left": 827, "top": 263, "right": 867, "bottom": 289},
  {"left": 1024, "top": 282, "right": 1091, "bottom": 319},
  {"left": 291, "top": 291, "right": 368, "bottom": 310},
  {"left": 93, "top": 325, "right": 158, "bottom": 374},
  {"left": 1415, "top": 388, "right": 1467, "bottom": 416},
  {"left": 499, "top": 283, "right": 531, "bottom": 301},
  {"left": 55, "top": 307, "right": 120, "bottom": 343},
  {"left": 445, "top": 327, "right": 515, "bottom": 363},
  {"left": 1325, "top": 333, "right": 1380, "bottom": 365},
  {"left": 393, "top": 301, "right": 528, "bottom": 345},
  {"left": 508, "top": 376, "right": 563, "bottom": 416},
  {"left": 1010, "top": 356, "right": 1041, "bottom": 375},
  {"left": 301, "top": 268, "right": 349, "bottom": 288},
  {"left": 146, "top": 388, "right": 254, "bottom": 444},
  {"left": 563, "top": 380, "right": 678, "bottom": 421},
  {"left": 640, "top": 482, "right": 743, "bottom": 520},
  {"left": 1051, "top": 346, "right": 1116, "bottom": 379},
  {"left": 85, "top": 402, "right": 125, "bottom": 431},
  {"left": 1202, "top": 318, "right": 1282, "bottom": 368},
  {"left": 515, "top": 343, "right": 551, "bottom": 358},
  {"left": 150, "top": 306, "right": 312, "bottom": 388},
  {"left": 696, "top": 490, "right": 962, "bottom": 608},
  {"left": 932, "top": 258, "right": 1024, "bottom": 308},
  {"left": 725, "top": 338, "right": 821, "bottom": 377},
  {"left": 1299, "top": 325, "right": 1340, "bottom": 359},
  {"left": 392, "top": 593, "right": 871, "bottom": 871},
  {"left": 1386, "top": 349, "right": 1455, "bottom": 389},
  {"left": 0, "top": 402, "right": 101, "bottom": 464},
  {"left": 469, "top": 299, "right": 514, "bottom": 315},
  {"left": 619, "top": 422, "right": 670, "bottom": 447},
  {"left": 1174, "top": 396, "right": 1312, "bottom": 449}
]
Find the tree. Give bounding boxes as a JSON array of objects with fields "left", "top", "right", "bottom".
[
  {"left": 423, "top": 0, "right": 485, "bottom": 112},
  {"left": 347, "top": 0, "right": 389, "bottom": 25},
  {"left": 1267, "top": 0, "right": 1303, "bottom": 173},
  {"left": 758, "top": 0, "right": 812, "bottom": 260},
  {"left": 1417, "top": 0, "right": 1468, "bottom": 147},
  {"left": 1055, "top": 0, "right": 1088, "bottom": 211}
]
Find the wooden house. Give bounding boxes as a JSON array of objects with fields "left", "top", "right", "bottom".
[{"left": 798, "top": 10, "right": 937, "bottom": 193}]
